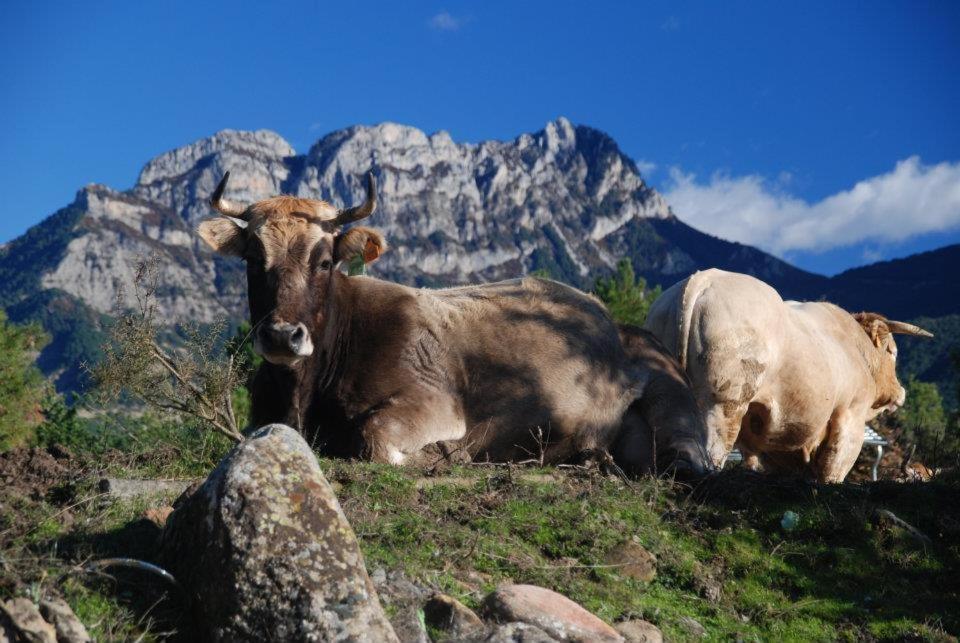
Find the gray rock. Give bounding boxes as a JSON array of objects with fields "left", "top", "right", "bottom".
[
  {"left": 424, "top": 592, "right": 486, "bottom": 641},
  {"left": 483, "top": 584, "right": 622, "bottom": 642},
  {"left": 694, "top": 576, "right": 722, "bottom": 604},
  {"left": 370, "top": 569, "right": 431, "bottom": 643},
  {"left": 98, "top": 477, "right": 197, "bottom": 500},
  {"left": 39, "top": 598, "right": 91, "bottom": 643},
  {"left": 159, "top": 424, "right": 397, "bottom": 642},
  {"left": 677, "top": 616, "right": 708, "bottom": 638},
  {"left": 614, "top": 619, "right": 663, "bottom": 643},
  {"left": 485, "top": 622, "right": 559, "bottom": 643},
  {"left": 0, "top": 599, "right": 57, "bottom": 643}
]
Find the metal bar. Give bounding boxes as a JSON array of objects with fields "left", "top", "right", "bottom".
[{"left": 872, "top": 444, "right": 883, "bottom": 482}]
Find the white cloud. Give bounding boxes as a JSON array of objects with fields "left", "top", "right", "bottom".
[
  {"left": 662, "top": 156, "right": 960, "bottom": 255},
  {"left": 635, "top": 159, "right": 657, "bottom": 177},
  {"left": 429, "top": 11, "right": 464, "bottom": 31}
]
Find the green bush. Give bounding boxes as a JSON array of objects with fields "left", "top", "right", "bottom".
[
  {"left": 896, "top": 376, "right": 959, "bottom": 467},
  {"left": 594, "top": 259, "right": 661, "bottom": 326},
  {"left": 33, "top": 392, "right": 86, "bottom": 450},
  {"left": 0, "top": 309, "right": 50, "bottom": 450}
]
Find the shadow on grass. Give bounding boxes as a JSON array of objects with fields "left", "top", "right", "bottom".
[
  {"left": 689, "top": 468, "right": 960, "bottom": 637},
  {"left": 53, "top": 518, "right": 198, "bottom": 641}
]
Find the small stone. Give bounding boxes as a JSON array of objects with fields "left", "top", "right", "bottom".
[
  {"left": 424, "top": 593, "right": 486, "bottom": 640},
  {"left": 604, "top": 541, "right": 657, "bottom": 583},
  {"left": 387, "top": 608, "right": 429, "bottom": 643},
  {"left": 483, "top": 585, "right": 622, "bottom": 642},
  {"left": 370, "top": 567, "right": 387, "bottom": 586},
  {"left": 678, "top": 616, "right": 707, "bottom": 638},
  {"left": 695, "top": 576, "right": 722, "bottom": 603},
  {"left": 371, "top": 570, "right": 430, "bottom": 643},
  {"left": 142, "top": 506, "right": 174, "bottom": 528},
  {"left": 484, "top": 622, "right": 558, "bottom": 642},
  {"left": 1, "top": 598, "right": 57, "bottom": 643},
  {"left": 615, "top": 620, "right": 663, "bottom": 643},
  {"left": 39, "top": 597, "right": 91, "bottom": 643}
]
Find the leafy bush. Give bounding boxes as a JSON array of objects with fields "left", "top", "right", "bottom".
[
  {"left": 594, "top": 259, "right": 661, "bottom": 326},
  {"left": 895, "top": 376, "right": 959, "bottom": 468},
  {"left": 0, "top": 309, "right": 50, "bottom": 449}
]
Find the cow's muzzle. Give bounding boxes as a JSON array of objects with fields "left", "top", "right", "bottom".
[{"left": 255, "top": 321, "right": 314, "bottom": 364}]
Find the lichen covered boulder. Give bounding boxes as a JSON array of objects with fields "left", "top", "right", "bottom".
[{"left": 160, "top": 424, "right": 397, "bottom": 642}]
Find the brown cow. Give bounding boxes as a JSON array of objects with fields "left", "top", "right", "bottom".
[
  {"left": 644, "top": 268, "right": 933, "bottom": 482},
  {"left": 197, "top": 172, "right": 711, "bottom": 475}
]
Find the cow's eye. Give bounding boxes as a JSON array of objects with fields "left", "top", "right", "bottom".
[{"left": 319, "top": 259, "right": 333, "bottom": 271}]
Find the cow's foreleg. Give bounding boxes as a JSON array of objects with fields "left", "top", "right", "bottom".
[
  {"left": 704, "top": 401, "right": 748, "bottom": 469},
  {"left": 813, "top": 410, "right": 863, "bottom": 483}
]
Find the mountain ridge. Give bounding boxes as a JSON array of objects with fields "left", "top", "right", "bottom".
[{"left": 0, "top": 118, "right": 956, "bottom": 392}]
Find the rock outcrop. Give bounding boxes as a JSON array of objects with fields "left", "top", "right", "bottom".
[{"left": 159, "top": 423, "right": 397, "bottom": 642}]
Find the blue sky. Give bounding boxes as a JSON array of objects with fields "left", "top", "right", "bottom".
[{"left": 1, "top": 1, "right": 958, "bottom": 275}]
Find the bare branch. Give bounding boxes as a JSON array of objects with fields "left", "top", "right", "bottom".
[{"left": 90, "top": 256, "right": 248, "bottom": 443}]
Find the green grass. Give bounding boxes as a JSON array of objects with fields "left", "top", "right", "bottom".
[
  {"left": 325, "top": 461, "right": 959, "bottom": 642},
  {"left": 2, "top": 438, "right": 958, "bottom": 641}
]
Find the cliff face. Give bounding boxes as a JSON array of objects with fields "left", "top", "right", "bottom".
[
  {"left": 18, "top": 118, "right": 952, "bottom": 393},
  {"left": 2, "top": 118, "right": 821, "bottom": 326}
]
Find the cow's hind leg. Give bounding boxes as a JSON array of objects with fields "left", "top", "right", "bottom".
[{"left": 359, "top": 391, "right": 467, "bottom": 465}]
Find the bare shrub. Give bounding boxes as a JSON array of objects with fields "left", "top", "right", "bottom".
[{"left": 88, "top": 258, "right": 246, "bottom": 442}]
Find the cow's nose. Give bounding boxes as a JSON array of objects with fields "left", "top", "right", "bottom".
[{"left": 259, "top": 321, "right": 312, "bottom": 356}]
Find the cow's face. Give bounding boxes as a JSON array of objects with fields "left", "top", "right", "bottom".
[
  {"left": 197, "top": 173, "right": 384, "bottom": 366},
  {"left": 854, "top": 313, "right": 933, "bottom": 412}
]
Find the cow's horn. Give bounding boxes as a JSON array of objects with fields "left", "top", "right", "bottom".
[
  {"left": 335, "top": 172, "right": 377, "bottom": 225},
  {"left": 210, "top": 172, "right": 249, "bottom": 219},
  {"left": 885, "top": 320, "right": 934, "bottom": 338}
]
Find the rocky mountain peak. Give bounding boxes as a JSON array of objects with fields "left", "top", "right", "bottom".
[
  {"left": 137, "top": 129, "right": 295, "bottom": 187},
  {"left": 1, "top": 118, "right": 832, "bottom": 392},
  {"left": 539, "top": 116, "right": 577, "bottom": 152}
]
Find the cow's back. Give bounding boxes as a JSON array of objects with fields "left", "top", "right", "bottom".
[
  {"left": 646, "top": 269, "right": 784, "bottom": 371},
  {"left": 432, "top": 277, "right": 633, "bottom": 459}
]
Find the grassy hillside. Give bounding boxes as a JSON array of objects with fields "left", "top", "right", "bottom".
[{"left": 2, "top": 425, "right": 957, "bottom": 641}]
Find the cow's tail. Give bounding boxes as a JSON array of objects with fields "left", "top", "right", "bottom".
[{"left": 676, "top": 270, "right": 711, "bottom": 370}]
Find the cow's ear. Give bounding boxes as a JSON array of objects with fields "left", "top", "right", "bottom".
[
  {"left": 197, "top": 218, "right": 246, "bottom": 257},
  {"left": 853, "top": 312, "right": 887, "bottom": 348},
  {"left": 334, "top": 226, "right": 387, "bottom": 266}
]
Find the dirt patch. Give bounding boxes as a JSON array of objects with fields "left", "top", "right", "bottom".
[{"left": 0, "top": 446, "right": 76, "bottom": 500}]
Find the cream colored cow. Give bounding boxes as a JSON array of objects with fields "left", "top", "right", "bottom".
[{"left": 644, "top": 268, "right": 932, "bottom": 482}]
